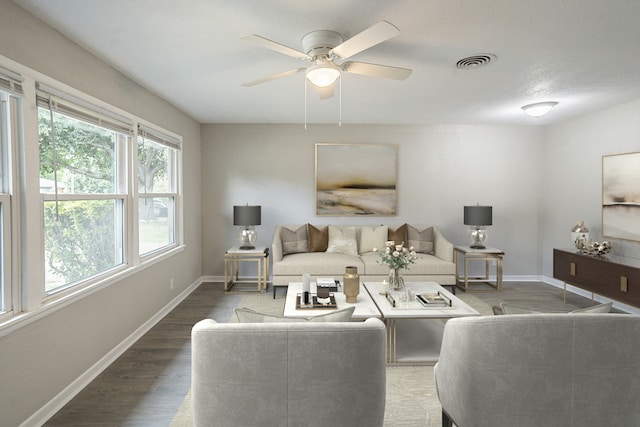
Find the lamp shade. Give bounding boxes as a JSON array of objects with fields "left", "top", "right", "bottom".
[
  {"left": 464, "top": 205, "right": 492, "bottom": 226},
  {"left": 233, "top": 205, "right": 261, "bottom": 226}
]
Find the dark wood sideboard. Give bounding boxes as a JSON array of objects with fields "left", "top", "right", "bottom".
[{"left": 553, "top": 248, "right": 640, "bottom": 308}]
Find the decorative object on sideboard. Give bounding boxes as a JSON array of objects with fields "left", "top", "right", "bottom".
[
  {"left": 571, "top": 221, "right": 590, "bottom": 246},
  {"left": 464, "top": 205, "right": 492, "bottom": 249},
  {"left": 343, "top": 266, "right": 360, "bottom": 303},
  {"left": 574, "top": 235, "right": 613, "bottom": 257},
  {"left": 233, "top": 204, "right": 261, "bottom": 249}
]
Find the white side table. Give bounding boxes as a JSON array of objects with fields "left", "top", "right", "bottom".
[
  {"left": 454, "top": 245, "right": 504, "bottom": 292},
  {"left": 224, "top": 246, "right": 270, "bottom": 292}
]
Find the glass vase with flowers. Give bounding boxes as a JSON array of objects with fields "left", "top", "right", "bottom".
[{"left": 373, "top": 241, "right": 417, "bottom": 290}]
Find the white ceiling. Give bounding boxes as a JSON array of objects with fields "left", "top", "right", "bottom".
[{"left": 13, "top": 0, "right": 640, "bottom": 126}]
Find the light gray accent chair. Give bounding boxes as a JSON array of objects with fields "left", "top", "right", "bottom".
[
  {"left": 434, "top": 314, "right": 640, "bottom": 427},
  {"left": 191, "top": 317, "right": 386, "bottom": 427}
]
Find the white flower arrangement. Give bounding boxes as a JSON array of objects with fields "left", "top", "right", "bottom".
[{"left": 373, "top": 240, "right": 418, "bottom": 271}]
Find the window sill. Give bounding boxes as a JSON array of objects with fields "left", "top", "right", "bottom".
[{"left": 0, "top": 244, "right": 186, "bottom": 338}]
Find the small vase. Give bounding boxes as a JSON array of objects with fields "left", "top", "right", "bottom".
[
  {"left": 389, "top": 268, "right": 405, "bottom": 291},
  {"left": 343, "top": 266, "right": 360, "bottom": 303}
]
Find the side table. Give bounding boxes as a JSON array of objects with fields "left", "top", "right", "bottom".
[
  {"left": 454, "top": 245, "right": 504, "bottom": 292},
  {"left": 224, "top": 246, "right": 270, "bottom": 292}
]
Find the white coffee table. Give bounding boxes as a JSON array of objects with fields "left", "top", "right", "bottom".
[
  {"left": 283, "top": 282, "right": 382, "bottom": 320},
  {"left": 364, "top": 282, "right": 481, "bottom": 364}
]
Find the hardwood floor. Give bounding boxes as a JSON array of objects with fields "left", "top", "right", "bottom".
[{"left": 44, "top": 281, "right": 609, "bottom": 426}]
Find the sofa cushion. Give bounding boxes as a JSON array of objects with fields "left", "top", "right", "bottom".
[
  {"left": 273, "top": 252, "right": 365, "bottom": 276},
  {"left": 235, "top": 306, "right": 355, "bottom": 323},
  {"left": 308, "top": 224, "right": 328, "bottom": 252},
  {"left": 360, "top": 252, "right": 455, "bottom": 275},
  {"left": 408, "top": 225, "right": 434, "bottom": 254},
  {"left": 359, "top": 225, "right": 388, "bottom": 254},
  {"left": 326, "top": 226, "right": 358, "bottom": 255},
  {"left": 281, "top": 225, "right": 309, "bottom": 255},
  {"left": 388, "top": 223, "right": 408, "bottom": 245}
]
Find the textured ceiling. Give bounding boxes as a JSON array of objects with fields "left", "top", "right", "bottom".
[{"left": 13, "top": 0, "right": 640, "bottom": 125}]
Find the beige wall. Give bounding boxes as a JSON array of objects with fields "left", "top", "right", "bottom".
[{"left": 0, "top": 1, "right": 202, "bottom": 425}]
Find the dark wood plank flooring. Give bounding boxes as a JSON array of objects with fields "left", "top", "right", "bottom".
[{"left": 43, "top": 281, "right": 611, "bottom": 426}]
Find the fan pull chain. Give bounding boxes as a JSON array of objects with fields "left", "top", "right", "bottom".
[
  {"left": 339, "top": 76, "right": 342, "bottom": 127},
  {"left": 304, "top": 78, "right": 308, "bottom": 130}
]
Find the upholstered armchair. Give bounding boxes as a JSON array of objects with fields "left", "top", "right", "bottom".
[
  {"left": 434, "top": 314, "right": 640, "bottom": 427},
  {"left": 192, "top": 317, "right": 386, "bottom": 427}
]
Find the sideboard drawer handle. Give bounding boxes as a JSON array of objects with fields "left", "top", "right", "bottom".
[
  {"left": 570, "top": 262, "right": 576, "bottom": 276},
  {"left": 621, "top": 276, "right": 628, "bottom": 293}
]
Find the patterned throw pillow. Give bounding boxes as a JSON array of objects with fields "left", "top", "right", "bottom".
[
  {"left": 359, "top": 225, "right": 388, "bottom": 254},
  {"left": 326, "top": 226, "right": 358, "bottom": 256},
  {"left": 281, "top": 225, "right": 308, "bottom": 255},
  {"left": 407, "top": 225, "right": 434, "bottom": 254},
  {"left": 235, "top": 306, "right": 355, "bottom": 322},
  {"left": 307, "top": 224, "right": 329, "bottom": 252}
]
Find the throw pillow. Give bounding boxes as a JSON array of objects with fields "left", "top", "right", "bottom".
[
  {"left": 499, "top": 303, "right": 543, "bottom": 314},
  {"left": 407, "top": 225, "right": 434, "bottom": 254},
  {"left": 307, "top": 224, "right": 328, "bottom": 252},
  {"left": 326, "top": 226, "right": 358, "bottom": 255},
  {"left": 359, "top": 225, "right": 388, "bottom": 254},
  {"left": 570, "top": 302, "right": 612, "bottom": 313},
  {"left": 235, "top": 306, "right": 355, "bottom": 323},
  {"left": 281, "top": 225, "right": 309, "bottom": 255},
  {"left": 388, "top": 224, "right": 408, "bottom": 245}
]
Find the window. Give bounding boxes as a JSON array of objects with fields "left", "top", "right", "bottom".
[
  {"left": 37, "top": 86, "right": 132, "bottom": 294},
  {"left": 137, "top": 126, "right": 180, "bottom": 256},
  {"left": 0, "top": 67, "right": 23, "bottom": 320}
]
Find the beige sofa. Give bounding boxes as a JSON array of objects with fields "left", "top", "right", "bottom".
[
  {"left": 191, "top": 318, "right": 386, "bottom": 427},
  {"left": 271, "top": 224, "right": 456, "bottom": 297}
]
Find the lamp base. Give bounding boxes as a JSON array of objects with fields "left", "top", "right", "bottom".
[
  {"left": 468, "top": 226, "right": 488, "bottom": 249},
  {"left": 238, "top": 226, "right": 257, "bottom": 250}
]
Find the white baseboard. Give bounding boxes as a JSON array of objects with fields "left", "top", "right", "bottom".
[{"left": 22, "top": 277, "right": 203, "bottom": 427}]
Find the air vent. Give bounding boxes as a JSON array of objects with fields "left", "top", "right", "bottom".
[{"left": 456, "top": 54, "right": 497, "bottom": 69}]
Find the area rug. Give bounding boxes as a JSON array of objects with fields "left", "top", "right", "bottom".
[{"left": 170, "top": 290, "right": 491, "bottom": 427}]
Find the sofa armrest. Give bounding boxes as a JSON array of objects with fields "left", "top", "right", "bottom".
[
  {"left": 433, "top": 227, "right": 454, "bottom": 262},
  {"left": 272, "top": 226, "right": 283, "bottom": 262}
]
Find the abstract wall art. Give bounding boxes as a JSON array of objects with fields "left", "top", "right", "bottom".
[
  {"left": 315, "top": 143, "right": 397, "bottom": 216},
  {"left": 602, "top": 151, "right": 640, "bottom": 241}
]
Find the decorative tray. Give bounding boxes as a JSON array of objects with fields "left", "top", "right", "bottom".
[{"left": 296, "top": 293, "right": 337, "bottom": 309}]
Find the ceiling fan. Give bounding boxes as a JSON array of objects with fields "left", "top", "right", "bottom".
[{"left": 242, "top": 21, "right": 412, "bottom": 98}]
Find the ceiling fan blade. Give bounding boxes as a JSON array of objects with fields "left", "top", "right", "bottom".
[
  {"left": 330, "top": 21, "right": 400, "bottom": 59},
  {"left": 242, "top": 34, "right": 311, "bottom": 60},
  {"left": 317, "top": 84, "right": 335, "bottom": 100},
  {"left": 242, "top": 68, "right": 306, "bottom": 87},
  {"left": 342, "top": 61, "right": 412, "bottom": 80}
]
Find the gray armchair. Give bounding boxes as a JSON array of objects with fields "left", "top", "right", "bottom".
[
  {"left": 192, "top": 317, "right": 386, "bottom": 427},
  {"left": 434, "top": 314, "right": 640, "bottom": 427}
]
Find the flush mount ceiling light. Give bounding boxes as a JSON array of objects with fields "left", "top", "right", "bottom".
[{"left": 521, "top": 101, "right": 559, "bottom": 117}]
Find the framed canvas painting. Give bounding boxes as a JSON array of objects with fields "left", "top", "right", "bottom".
[
  {"left": 602, "top": 151, "right": 640, "bottom": 241},
  {"left": 315, "top": 143, "right": 397, "bottom": 216}
]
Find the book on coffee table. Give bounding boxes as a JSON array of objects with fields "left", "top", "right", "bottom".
[
  {"left": 316, "top": 277, "right": 339, "bottom": 292},
  {"left": 416, "top": 292, "right": 452, "bottom": 307}
]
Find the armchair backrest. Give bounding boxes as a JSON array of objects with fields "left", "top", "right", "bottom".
[
  {"left": 434, "top": 314, "right": 640, "bottom": 427},
  {"left": 192, "top": 318, "right": 386, "bottom": 427}
]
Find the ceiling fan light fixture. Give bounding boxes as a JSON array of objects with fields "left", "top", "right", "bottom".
[
  {"left": 521, "top": 101, "right": 559, "bottom": 117},
  {"left": 306, "top": 64, "right": 341, "bottom": 87}
]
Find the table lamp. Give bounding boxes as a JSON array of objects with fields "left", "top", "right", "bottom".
[
  {"left": 233, "top": 205, "right": 261, "bottom": 249},
  {"left": 464, "top": 205, "right": 492, "bottom": 249}
]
